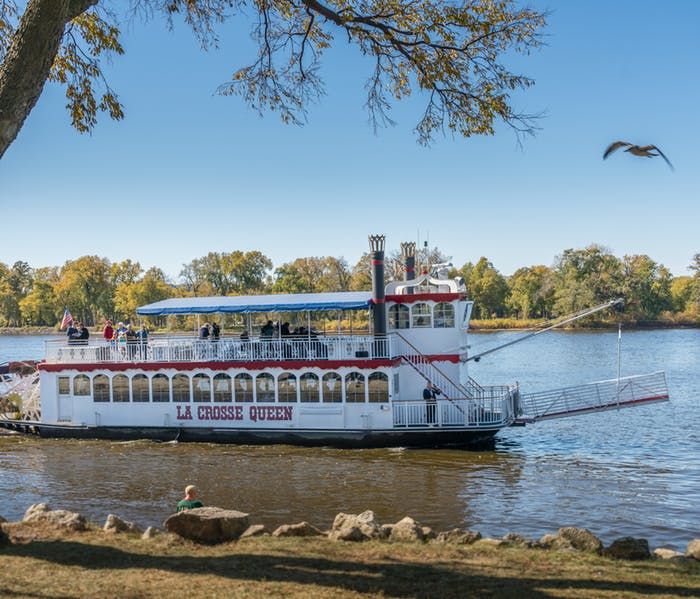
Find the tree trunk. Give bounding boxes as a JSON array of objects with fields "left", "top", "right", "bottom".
[{"left": 0, "top": 0, "right": 96, "bottom": 159}]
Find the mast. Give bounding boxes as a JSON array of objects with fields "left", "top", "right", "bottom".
[
  {"left": 368, "top": 235, "right": 387, "bottom": 348},
  {"left": 400, "top": 241, "right": 416, "bottom": 295}
]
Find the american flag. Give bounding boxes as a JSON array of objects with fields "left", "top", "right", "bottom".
[{"left": 60, "top": 308, "right": 73, "bottom": 330}]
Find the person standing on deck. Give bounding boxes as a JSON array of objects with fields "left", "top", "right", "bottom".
[
  {"left": 177, "top": 485, "right": 204, "bottom": 512},
  {"left": 423, "top": 382, "right": 440, "bottom": 425},
  {"left": 102, "top": 320, "right": 114, "bottom": 342},
  {"left": 199, "top": 323, "right": 210, "bottom": 340}
]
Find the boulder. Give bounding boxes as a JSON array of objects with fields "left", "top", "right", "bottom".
[
  {"left": 389, "top": 517, "right": 425, "bottom": 542},
  {"left": 502, "top": 533, "right": 534, "bottom": 547},
  {"left": 536, "top": 533, "right": 564, "bottom": 549},
  {"left": 421, "top": 526, "right": 437, "bottom": 540},
  {"left": 22, "top": 503, "right": 88, "bottom": 532},
  {"left": 104, "top": 514, "right": 142, "bottom": 535},
  {"left": 329, "top": 510, "right": 382, "bottom": 542},
  {"left": 240, "top": 524, "right": 268, "bottom": 539},
  {"left": 272, "top": 522, "right": 323, "bottom": 538},
  {"left": 653, "top": 547, "right": 684, "bottom": 560},
  {"left": 684, "top": 539, "right": 700, "bottom": 560},
  {"left": 603, "top": 537, "right": 651, "bottom": 560},
  {"left": 435, "top": 528, "right": 482, "bottom": 545},
  {"left": 0, "top": 527, "right": 9, "bottom": 546},
  {"left": 163, "top": 507, "right": 250, "bottom": 544},
  {"left": 379, "top": 524, "right": 393, "bottom": 539},
  {"left": 556, "top": 527, "right": 603, "bottom": 554},
  {"left": 141, "top": 527, "right": 160, "bottom": 540}
]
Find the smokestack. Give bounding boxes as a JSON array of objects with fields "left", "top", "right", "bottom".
[
  {"left": 400, "top": 242, "right": 416, "bottom": 295},
  {"left": 368, "top": 234, "right": 386, "bottom": 337}
]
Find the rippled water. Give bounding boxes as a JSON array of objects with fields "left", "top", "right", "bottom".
[{"left": 1, "top": 329, "right": 698, "bottom": 549}]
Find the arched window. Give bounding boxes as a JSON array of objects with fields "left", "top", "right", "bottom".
[
  {"left": 412, "top": 303, "right": 431, "bottom": 327},
  {"left": 433, "top": 302, "right": 455, "bottom": 328},
  {"left": 112, "top": 374, "right": 129, "bottom": 402},
  {"left": 300, "top": 373, "right": 319, "bottom": 403},
  {"left": 93, "top": 374, "right": 110, "bottom": 402},
  {"left": 213, "top": 373, "right": 232, "bottom": 403},
  {"left": 256, "top": 373, "right": 275, "bottom": 402},
  {"left": 388, "top": 304, "right": 410, "bottom": 329},
  {"left": 278, "top": 373, "right": 297, "bottom": 403},
  {"left": 368, "top": 372, "right": 389, "bottom": 403},
  {"left": 234, "top": 373, "right": 253, "bottom": 402},
  {"left": 152, "top": 374, "right": 169, "bottom": 402},
  {"left": 345, "top": 372, "right": 365, "bottom": 403},
  {"left": 193, "top": 374, "right": 211, "bottom": 402},
  {"left": 73, "top": 374, "right": 90, "bottom": 396},
  {"left": 133, "top": 374, "right": 150, "bottom": 402},
  {"left": 322, "top": 372, "right": 342, "bottom": 403},
  {"left": 172, "top": 374, "right": 190, "bottom": 402}
]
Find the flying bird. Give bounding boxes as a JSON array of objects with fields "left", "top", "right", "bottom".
[{"left": 603, "top": 141, "right": 674, "bottom": 171}]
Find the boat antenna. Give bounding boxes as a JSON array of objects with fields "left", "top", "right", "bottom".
[
  {"left": 616, "top": 322, "right": 622, "bottom": 408},
  {"left": 467, "top": 298, "right": 624, "bottom": 362}
]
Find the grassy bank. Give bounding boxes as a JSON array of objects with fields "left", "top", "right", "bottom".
[{"left": 1, "top": 523, "right": 699, "bottom": 598}]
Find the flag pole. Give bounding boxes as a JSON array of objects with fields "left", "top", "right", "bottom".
[{"left": 616, "top": 323, "right": 622, "bottom": 408}]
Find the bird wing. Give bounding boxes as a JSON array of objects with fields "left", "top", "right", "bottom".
[
  {"left": 650, "top": 145, "right": 674, "bottom": 171},
  {"left": 603, "top": 141, "right": 631, "bottom": 159}
]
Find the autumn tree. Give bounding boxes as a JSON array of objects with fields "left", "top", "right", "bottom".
[
  {"left": 0, "top": 0, "right": 546, "bottom": 158},
  {"left": 506, "top": 265, "right": 554, "bottom": 319},
  {"left": 467, "top": 257, "right": 508, "bottom": 318},
  {"left": 19, "top": 266, "right": 59, "bottom": 325},
  {"left": 114, "top": 266, "right": 174, "bottom": 323},
  {"left": 620, "top": 254, "right": 672, "bottom": 320},
  {"left": 180, "top": 251, "right": 272, "bottom": 296},
  {"left": 53, "top": 255, "right": 113, "bottom": 325},
  {"left": 273, "top": 256, "right": 352, "bottom": 293}
]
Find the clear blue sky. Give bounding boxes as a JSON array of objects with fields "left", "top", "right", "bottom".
[{"left": 1, "top": 1, "right": 698, "bottom": 279}]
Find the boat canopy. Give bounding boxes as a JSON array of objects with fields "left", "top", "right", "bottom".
[{"left": 136, "top": 291, "right": 373, "bottom": 316}]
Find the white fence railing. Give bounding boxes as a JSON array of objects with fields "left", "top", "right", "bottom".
[
  {"left": 44, "top": 335, "right": 393, "bottom": 364},
  {"left": 519, "top": 371, "right": 669, "bottom": 422}
]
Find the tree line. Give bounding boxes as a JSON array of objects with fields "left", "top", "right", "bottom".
[{"left": 0, "top": 245, "right": 698, "bottom": 329}]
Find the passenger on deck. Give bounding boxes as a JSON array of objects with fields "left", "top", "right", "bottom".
[
  {"left": 136, "top": 324, "right": 149, "bottom": 343},
  {"left": 102, "top": 320, "right": 114, "bottom": 342},
  {"left": 176, "top": 485, "right": 204, "bottom": 512},
  {"left": 260, "top": 320, "right": 274, "bottom": 338},
  {"left": 423, "top": 382, "right": 441, "bottom": 425},
  {"left": 240, "top": 330, "right": 250, "bottom": 341},
  {"left": 199, "top": 323, "right": 210, "bottom": 340},
  {"left": 211, "top": 322, "right": 220, "bottom": 341},
  {"left": 77, "top": 322, "right": 90, "bottom": 345},
  {"left": 66, "top": 320, "right": 79, "bottom": 344},
  {"left": 280, "top": 322, "right": 291, "bottom": 337}
]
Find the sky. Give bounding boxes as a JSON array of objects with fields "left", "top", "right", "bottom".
[{"left": 1, "top": 1, "right": 698, "bottom": 280}]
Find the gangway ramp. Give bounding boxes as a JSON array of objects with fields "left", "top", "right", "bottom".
[{"left": 517, "top": 371, "right": 669, "bottom": 423}]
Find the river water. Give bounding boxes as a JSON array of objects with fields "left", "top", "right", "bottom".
[{"left": 0, "top": 329, "right": 698, "bottom": 549}]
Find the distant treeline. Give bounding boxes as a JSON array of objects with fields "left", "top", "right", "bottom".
[{"left": 0, "top": 245, "right": 698, "bottom": 329}]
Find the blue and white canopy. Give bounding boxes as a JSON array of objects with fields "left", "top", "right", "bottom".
[{"left": 136, "top": 291, "right": 373, "bottom": 316}]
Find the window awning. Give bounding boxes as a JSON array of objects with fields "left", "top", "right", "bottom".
[{"left": 136, "top": 292, "right": 373, "bottom": 316}]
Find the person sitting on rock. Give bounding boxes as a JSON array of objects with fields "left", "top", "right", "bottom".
[{"left": 176, "top": 484, "right": 204, "bottom": 512}]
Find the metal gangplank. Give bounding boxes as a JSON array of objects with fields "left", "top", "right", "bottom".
[{"left": 517, "top": 371, "right": 669, "bottom": 423}]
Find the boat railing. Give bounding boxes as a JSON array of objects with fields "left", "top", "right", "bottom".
[
  {"left": 392, "top": 387, "right": 518, "bottom": 428},
  {"left": 43, "top": 335, "right": 393, "bottom": 364}
]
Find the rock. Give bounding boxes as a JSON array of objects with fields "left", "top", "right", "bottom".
[
  {"left": 379, "top": 524, "right": 393, "bottom": 539},
  {"left": 435, "top": 528, "right": 481, "bottom": 545},
  {"left": 686, "top": 539, "right": 700, "bottom": 561},
  {"left": 0, "top": 527, "right": 9, "bottom": 546},
  {"left": 240, "top": 524, "right": 268, "bottom": 539},
  {"left": 389, "top": 517, "right": 425, "bottom": 542},
  {"left": 653, "top": 547, "right": 684, "bottom": 560},
  {"left": 22, "top": 503, "right": 88, "bottom": 532},
  {"left": 603, "top": 537, "right": 651, "bottom": 560},
  {"left": 272, "top": 522, "right": 323, "bottom": 537},
  {"left": 329, "top": 510, "right": 382, "bottom": 542},
  {"left": 421, "top": 526, "right": 437, "bottom": 540},
  {"left": 502, "top": 533, "right": 534, "bottom": 547},
  {"left": 536, "top": 533, "right": 563, "bottom": 549},
  {"left": 556, "top": 527, "right": 603, "bottom": 554},
  {"left": 141, "top": 527, "right": 160, "bottom": 540},
  {"left": 104, "top": 514, "right": 142, "bottom": 535},
  {"left": 163, "top": 507, "right": 250, "bottom": 544}
]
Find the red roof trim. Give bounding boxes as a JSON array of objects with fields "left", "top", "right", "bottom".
[{"left": 385, "top": 293, "right": 464, "bottom": 303}]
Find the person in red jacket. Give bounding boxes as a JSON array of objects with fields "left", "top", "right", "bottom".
[{"left": 102, "top": 320, "right": 114, "bottom": 341}]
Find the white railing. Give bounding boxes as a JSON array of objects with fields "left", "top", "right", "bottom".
[
  {"left": 519, "top": 371, "right": 669, "bottom": 422},
  {"left": 44, "top": 335, "right": 393, "bottom": 364},
  {"left": 392, "top": 391, "right": 518, "bottom": 429}
]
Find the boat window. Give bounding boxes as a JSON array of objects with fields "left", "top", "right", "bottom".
[
  {"left": 388, "top": 304, "right": 410, "bottom": 329},
  {"left": 74, "top": 374, "right": 90, "bottom": 396},
  {"left": 234, "top": 373, "right": 253, "bottom": 403},
  {"left": 433, "top": 302, "right": 455, "bottom": 328},
  {"left": 412, "top": 303, "right": 431, "bottom": 327},
  {"left": 193, "top": 374, "right": 211, "bottom": 402},
  {"left": 345, "top": 372, "right": 366, "bottom": 403},
  {"left": 58, "top": 377, "right": 70, "bottom": 395},
  {"left": 152, "top": 374, "right": 169, "bottom": 402},
  {"left": 93, "top": 374, "right": 110, "bottom": 402},
  {"left": 112, "top": 374, "right": 129, "bottom": 402},
  {"left": 368, "top": 372, "right": 389, "bottom": 403},
  {"left": 213, "top": 373, "right": 232, "bottom": 403},
  {"left": 172, "top": 374, "right": 191, "bottom": 402},
  {"left": 300, "top": 373, "right": 320, "bottom": 403},
  {"left": 278, "top": 373, "right": 297, "bottom": 403},
  {"left": 133, "top": 374, "right": 150, "bottom": 402},
  {"left": 256, "top": 373, "right": 275, "bottom": 403},
  {"left": 322, "top": 372, "right": 342, "bottom": 403}
]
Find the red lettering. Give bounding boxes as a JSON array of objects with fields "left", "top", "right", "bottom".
[{"left": 234, "top": 406, "right": 243, "bottom": 420}]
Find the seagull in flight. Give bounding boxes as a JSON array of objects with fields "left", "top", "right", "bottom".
[{"left": 603, "top": 141, "right": 674, "bottom": 171}]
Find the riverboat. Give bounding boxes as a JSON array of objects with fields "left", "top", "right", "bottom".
[{"left": 0, "top": 237, "right": 670, "bottom": 448}]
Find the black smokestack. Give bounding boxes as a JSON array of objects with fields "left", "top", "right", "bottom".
[
  {"left": 368, "top": 234, "right": 386, "bottom": 337},
  {"left": 400, "top": 242, "right": 416, "bottom": 295}
]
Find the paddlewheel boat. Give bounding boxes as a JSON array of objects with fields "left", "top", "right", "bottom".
[{"left": 0, "top": 237, "right": 669, "bottom": 448}]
